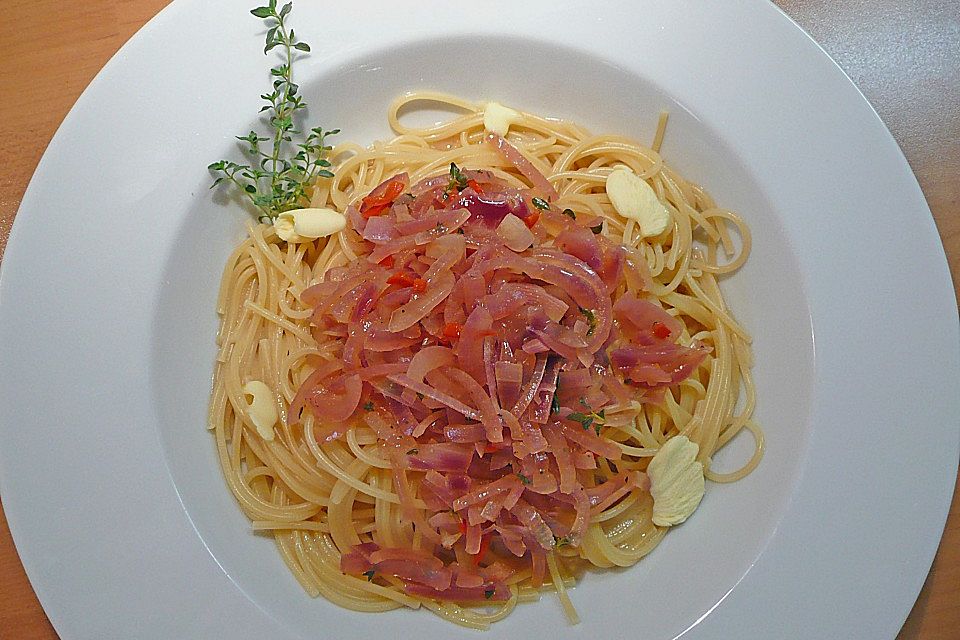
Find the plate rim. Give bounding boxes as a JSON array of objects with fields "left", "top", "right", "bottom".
[{"left": 1, "top": 1, "right": 957, "bottom": 639}]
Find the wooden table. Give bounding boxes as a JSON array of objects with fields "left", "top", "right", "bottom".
[{"left": 0, "top": 1, "right": 956, "bottom": 638}]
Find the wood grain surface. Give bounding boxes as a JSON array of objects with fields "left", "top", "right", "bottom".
[{"left": 0, "top": 1, "right": 957, "bottom": 638}]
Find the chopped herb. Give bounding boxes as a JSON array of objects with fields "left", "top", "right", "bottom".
[
  {"left": 531, "top": 197, "right": 550, "bottom": 211},
  {"left": 484, "top": 589, "right": 495, "bottom": 600},
  {"left": 435, "top": 221, "right": 447, "bottom": 233},
  {"left": 456, "top": 228, "right": 465, "bottom": 234},
  {"left": 579, "top": 307, "right": 598, "bottom": 336},
  {"left": 448, "top": 162, "right": 469, "bottom": 192},
  {"left": 568, "top": 411, "right": 594, "bottom": 431},
  {"left": 517, "top": 473, "right": 533, "bottom": 485},
  {"left": 362, "top": 401, "right": 374, "bottom": 411},
  {"left": 209, "top": 2, "right": 338, "bottom": 221},
  {"left": 362, "top": 570, "right": 375, "bottom": 581},
  {"left": 590, "top": 222, "right": 604, "bottom": 234},
  {"left": 569, "top": 407, "right": 605, "bottom": 434},
  {"left": 550, "top": 385, "right": 561, "bottom": 414},
  {"left": 554, "top": 535, "right": 571, "bottom": 548},
  {"left": 561, "top": 208, "right": 576, "bottom": 220},
  {"left": 407, "top": 448, "right": 419, "bottom": 455},
  {"left": 579, "top": 396, "right": 588, "bottom": 407},
  {"left": 416, "top": 392, "right": 425, "bottom": 401}
]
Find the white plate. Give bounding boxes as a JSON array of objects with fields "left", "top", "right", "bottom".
[{"left": 1, "top": 1, "right": 957, "bottom": 638}]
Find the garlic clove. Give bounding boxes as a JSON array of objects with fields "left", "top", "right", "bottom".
[
  {"left": 648, "top": 435, "right": 705, "bottom": 526},
  {"left": 241, "top": 380, "right": 278, "bottom": 441},
  {"left": 605, "top": 167, "right": 672, "bottom": 237},
  {"left": 274, "top": 212, "right": 302, "bottom": 242},
  {"left": 274, "top": 207, "right": 345, "bottom": 242},
  {"left": 483, "top": 101, "right": 521, "bottom": 137}
]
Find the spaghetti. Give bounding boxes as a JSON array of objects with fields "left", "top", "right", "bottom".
[{"left": 209, "top": 93, "right": 762, "bottom": 629}]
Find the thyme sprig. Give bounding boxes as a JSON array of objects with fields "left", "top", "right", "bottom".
[{"left": 208, "top": 1, "right": 338, "bottom": 222}]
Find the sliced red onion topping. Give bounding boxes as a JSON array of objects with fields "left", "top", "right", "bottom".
[{"left": 290, "top": 165, "right": 710, "bottom": 594}]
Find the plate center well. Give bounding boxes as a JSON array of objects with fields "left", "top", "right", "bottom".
[{"left": 151, "top": 36, "right": 814, "bottom": 639}]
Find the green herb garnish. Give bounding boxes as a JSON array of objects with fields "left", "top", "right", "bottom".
[
  {"left": 447, "top": 161, "right": 469, "bottom": 195},
  {"left": 554, "top": 535, "right": 571, "bottom": 548},
  {"left": 579, "top": 307, "right": 597, "bottom": 336},
  {"left": 407, "top": 448, "right": 419, "bottom": 455},
  {"left": 209, "top": 1, "right": 338, "bottom": 222},
  {"left": 568, "top": 411, "right": 593, "bottom": 431},
  {"left": 362, "top": 569, "right": 375, "bottom": 581},
  {"left": 484, "top": 589, "right": 495, "bottom": 599},
  {"left": 363, "top": 401, "right": 374, "bottom": 411},
  {"left": 550, "top": 380, "right": 561, "bottom": 414},
  {"left": 594, "top": 409, "right": 605, "bottom": 435},
  {"left": 531, "top": 197, "right": 550, "bottom": 211},
  {"left": 517, "top": 473, "right": 533, "bottom": 485},
  {"left": 569, "top": 408, "right": 605, "bottom": 434}
]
